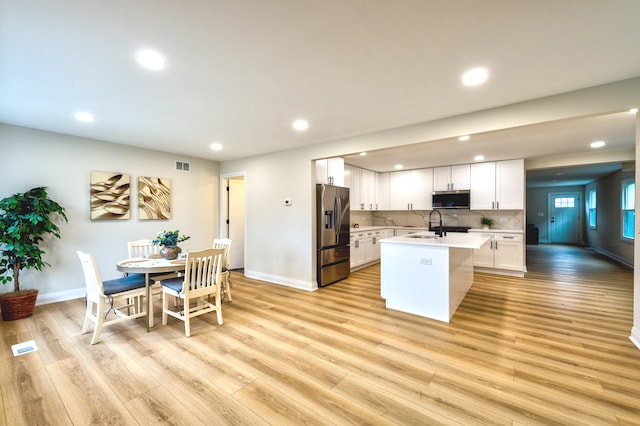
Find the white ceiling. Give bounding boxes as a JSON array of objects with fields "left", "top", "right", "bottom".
[{"left": 2, "top": 1, "right": 640, "bottom": 185}]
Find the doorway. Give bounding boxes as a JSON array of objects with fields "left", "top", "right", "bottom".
[
  {"left": 220, "top": 173, "right": 245, "bottom": 270},
  {"left": 547, "top": 191, "right": 582, "bottom": 244}
]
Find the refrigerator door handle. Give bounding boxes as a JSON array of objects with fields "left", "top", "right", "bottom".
[{"left": 334, "top": 195, "right": 341, "bottom": 237}]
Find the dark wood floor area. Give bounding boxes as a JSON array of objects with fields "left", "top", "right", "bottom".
[{"left": 1, "top": 244, "right": 639, "bottom": 425}]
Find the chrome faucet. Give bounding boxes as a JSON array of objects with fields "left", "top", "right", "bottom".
[{"left": 428, "top": 209, "right": 445, "bottom": 237}]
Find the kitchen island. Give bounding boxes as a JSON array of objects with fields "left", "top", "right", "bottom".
[{"left": 380, "top": 231, "right": 491, "bottom": 322}]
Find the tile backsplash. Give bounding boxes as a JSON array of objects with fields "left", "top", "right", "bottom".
[{"left": 351, "top": 209, "right": 523, "bottom": 230}]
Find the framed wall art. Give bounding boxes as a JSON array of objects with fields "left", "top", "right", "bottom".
[
  {"left": 90, "top": 171, "right": 131, "bottom": 220},
  {"left": 138, "top": 176, "right": 171, "bottom": 220}
]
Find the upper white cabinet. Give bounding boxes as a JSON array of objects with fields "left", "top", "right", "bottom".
[
  {"left": 433, "top": 164, "right": 470, "bottom": 191},
  {"left": 360, "top": 169, "right": 377, "bottom": 210},
  {"left": 345, "top": 165, "right": 379, "bottom": 210},
  {"left": 389, "top": 168, "right": 433, "bottom": 210},
  {"left": 376, "top": 172, "right": 390, "bottom": 210},
  {"left": 344, "top": 164, "right": 360, "bottom": 210},
  {"left": 316, "top": 157, "right": 344, "bottom": 186},
  {"left": 470, "top": 159, "right": 524, "bottom": 210}
]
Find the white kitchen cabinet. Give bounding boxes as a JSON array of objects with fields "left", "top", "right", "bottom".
[
  {"left": 345, "top": 165, "right": 379, "bottom": 211},
  {"left": 316, "top": 157, "right": 344, "bottom": 186},
  {"left": 351, "top": 228, "right": 393, "bottom": 270},
  {"left": 470, "top": 159, "right": 524, "bottom": 210},
  {"left": 345, "top": 165, "right": 361, "bottom": 210},
  {"left": 433, "top": 164, "right": 470, "bottom": 191},
  {"left": 364, "top": 231, "right": 376, "bottom": 264},
  {"left": 473, "top": 232, "right": 524, "bottom": 273},
  {"left": 375, "top": 172, "right": 390, "bottom": 210},
  {"left": 360, "top": 169, "right": 377, "bottom": 210},
  {"left": 350, "top": 232, "right": 366, "bottom": 268},
  {"left": 495, "top": 159, "right": 524, "bottom": 210},
  {"left": 388, "top": 168, "right": 433, "bottom": 210}
]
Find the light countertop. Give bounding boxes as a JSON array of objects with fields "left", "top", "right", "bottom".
[
  {"left": 379, "top": 231, "right": 492, "bottom": 249},
  {"left": 351, "top": 226, "right": 522, "bottom": 234}
]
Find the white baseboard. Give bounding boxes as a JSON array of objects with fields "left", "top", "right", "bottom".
[
  {"left": 243, "top": 270, "right": 317, "bottom": 291},
  {"left": 36, "top": 287, "right": 85, "bottom": 305},
  {"left": 630, "top": 326, "right": 640, "bottom": 351},
  {"left": 586, "top": 245, "right": 634, "bottom": 268}
]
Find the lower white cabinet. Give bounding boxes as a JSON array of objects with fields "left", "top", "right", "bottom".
[
  {"left": 351, "top": 228, "right": 393, "bottom": 269},
  {"left": 473, "top": 232, "right": 524, "bottom": 273},
  {"left": 350, "top": 232, "right": 366, "bottom": 268}
]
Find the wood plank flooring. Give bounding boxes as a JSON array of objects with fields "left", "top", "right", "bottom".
[{"left": 1, "top": 244, "right": 639, "bottom": 425}]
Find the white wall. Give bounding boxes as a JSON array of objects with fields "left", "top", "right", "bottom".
[{"left": 0, "top": 124, "right": 219, "bottom": 303}]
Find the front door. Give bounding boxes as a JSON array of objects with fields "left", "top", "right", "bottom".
[{"left": 548, "top": 192, "right": 581, "bottom": 244}]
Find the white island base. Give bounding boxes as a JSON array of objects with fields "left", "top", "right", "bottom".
[{"left": 380, "top": 233, "right": 489, "bottom": 322}]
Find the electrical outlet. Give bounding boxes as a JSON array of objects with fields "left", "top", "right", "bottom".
[
  {"left": 500, "top": 217, "right": 508, "bottom": 222},
  {"left": 419, "top": 257, "right": 432, "bottom": 265}
]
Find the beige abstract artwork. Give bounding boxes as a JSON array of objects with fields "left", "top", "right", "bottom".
[
  {"left": 138, "top": 177, "right": 171, "bottom": 220},
  {"left": 90, "top": 171, "right": 131, "bottom": 220}
]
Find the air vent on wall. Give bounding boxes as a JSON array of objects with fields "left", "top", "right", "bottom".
[{"left": 175, "top": 161, "right": 191, "bottom": 172}]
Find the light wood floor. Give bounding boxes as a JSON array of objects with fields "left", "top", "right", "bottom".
[{"left": 1, "top": 245, "right": 639, "bottom": 425}]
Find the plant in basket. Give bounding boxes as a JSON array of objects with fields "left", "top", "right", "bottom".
[
  {"left": 0, "top": 187, "right": 67, "bottom": 320},
  {"left": 152, "top": 229, "right": 190, "bottom": 260}
]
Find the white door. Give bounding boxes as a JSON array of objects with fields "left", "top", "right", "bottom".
[
  {"left": 549, "top": 192, "right": 581, "bottom": 244},
  {"left": 226, "top": 176, "right": 245, "bottom": 269}
]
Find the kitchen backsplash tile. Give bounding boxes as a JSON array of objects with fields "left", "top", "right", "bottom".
[{"left": 354, "top": 209, "right": 524, "bottom": 230}]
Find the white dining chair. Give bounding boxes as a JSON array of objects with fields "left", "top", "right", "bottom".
[
  {"left": 77, "top": 250, "right": 147, "bottom": 345},
  {"left": 212, "top": 238, "right": 233, "bottom": 301},
  {"left": 160, "top": 248, "right": 225, "bottom": 337}
]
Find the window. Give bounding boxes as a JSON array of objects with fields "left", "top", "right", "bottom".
[
  {"left": 588, "top": 189, "right": 596, "bottom": 229},
  {"left": 554, "top": 197, "right": 575, "bottom": 208},
  {"left": 621, "top": 180, "right": 635, "bottom": 240}
]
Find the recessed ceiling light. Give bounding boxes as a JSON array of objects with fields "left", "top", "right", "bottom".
[
  {"left": 630, "top": 107, "right": 638, "bottom": 114},
  {"left": 590, "top": 141, "right": 606, "bottom": 148},
  {"left": 292, "top": 119, "right": 309, "bottom": 131},
  {"left": 136, "top": 49, "right": 166, "bottom": 70},
  {"left": 462, "top": 67, "right": 488, "bottom": 86},
  {"left": 359, "top": 152, "right": 367, "bottom": 156},
  {"left": 74, "top": 111, "right": 95, "bottom": 122},
  {"left": 458, "top": 135, "right": 470, "bottom": 141},
  {"left": 210, "top": 142, "right": 223, "bottom": 151},
  {"left": 474, "top": 155, "right": 485, "bottom": 161},
  {"left": 394, "top": 164, "right": 404, "bottom": 170}
]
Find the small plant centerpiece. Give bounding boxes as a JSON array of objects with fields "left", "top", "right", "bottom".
[
  {"left": 480, "top": 216, "right": 494, "bottom": 229},
  {"left": 0, "top": 187, "right": 67, "bottom": 320},
  {"left": 153, "top": 229, "right": 190, "bottom": 260}
]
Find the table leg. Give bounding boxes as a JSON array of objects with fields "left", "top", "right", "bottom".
[{"left": 146, "top": 273, "right": 154, "bottom": 330}]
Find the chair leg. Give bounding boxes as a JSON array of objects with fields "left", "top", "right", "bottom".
[
  {"left": 216, "top": 296, "right": 223, "bottom": 325},
  {"left": 224, "top": 274, "right": 232, "bottom": 302},
  {"left": 184, "top": 309, "right": 191, "bottom": 337},
  {"left": 81, "top": 299, "right": 92, "bottom": 335},
  {"left": 91, "top": 299, "right": 106, "bottom": 345},
  {"left": 162, "top": 292, "right": 169, "bottom": 326}
]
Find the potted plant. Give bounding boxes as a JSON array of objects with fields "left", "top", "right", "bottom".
[
  {"left": 480, "top": 216, "right": 494, "bottom": 230},
  {"left": 0, "top": 187, "right": 67, "bottom": 320},
  {"left": 152, "top": 229, "right": 190, "bottom": 260}
]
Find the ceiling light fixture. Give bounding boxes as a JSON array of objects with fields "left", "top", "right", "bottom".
[
  {"left": 359, "top": 152, "right": 367, "bottom": 156},
  {"left": 462, "top": 67, "right": 488, "bottom": 86},
  {"left": 292, "top": 119, "right": 309, "bottom": 131},
  {"left": 590, "top": 141, "right": 606, "bottom": 148},
  {"left": 210, "top": 142, "right": 223, "bottom": 151},
  {"left": 136, "top": 49, "right": 166, "bottom": 70},
  {"left": 630, "top": 107, "right": 638, "bottom": 114},
  {"left": 458, "top": 135, "right": 470, "bottom": 141},
  {"left": 474, "top": 155, "right": 485, "bottom": 161},
  {"left": 74, "top": 111, "right": 95, "bottom": 122},
  {"left": 394, "top": 164, "right": 404, "bottom": 170}
]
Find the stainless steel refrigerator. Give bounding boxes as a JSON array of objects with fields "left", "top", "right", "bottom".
[{"left": 316, "top": 184, "right": 350, "bottom": 287}]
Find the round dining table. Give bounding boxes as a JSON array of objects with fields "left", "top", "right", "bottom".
[{"left": 116, "top": 257, "right": 186, "bottom": 331}]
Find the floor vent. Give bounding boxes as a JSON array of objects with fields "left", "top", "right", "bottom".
[{"left": 175, "top": 161, "right": 191, "bottom": 171}]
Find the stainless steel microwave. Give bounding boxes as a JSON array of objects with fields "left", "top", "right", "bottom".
[{"left": 432, "top": 190, "right": 471, "bottom": 209}]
